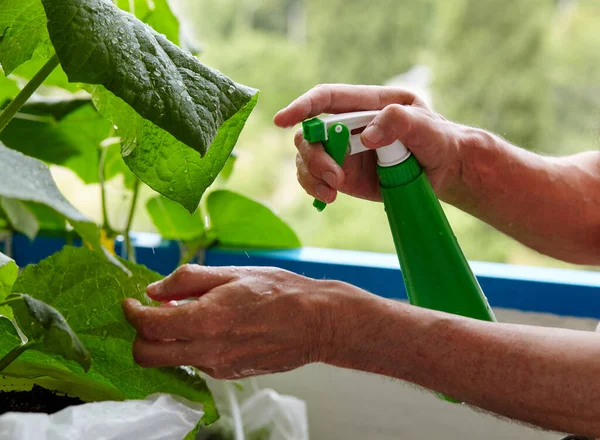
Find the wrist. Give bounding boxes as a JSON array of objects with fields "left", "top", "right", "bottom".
[{"left": 438, "top": 126, "right": 502, "bottom": 208}]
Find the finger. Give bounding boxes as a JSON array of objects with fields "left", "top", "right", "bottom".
[
  {"left": 295, "top": 131, "right": 344, "bottom": 189},
  {"left": 122, "top": 298, "right": 201, "bottom": 341},
  {"left": 296, "top": 154, "right": 336, "bottom": 203},
  {"left": 132, "top": 335, "right": 198, "bottom": 368},
  {"left": 146, "top": 264, "right": 237, "bottom": 301},
  {"left": 274, "top": 84, "right": 418, "bottom": 128},
  {"left": 360, "top": 104, "right": 440, "bottom": 150}
]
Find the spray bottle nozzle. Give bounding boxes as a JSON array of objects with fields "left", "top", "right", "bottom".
[{"left": 301, "top": 111, "right": 411, "bottom": 212}]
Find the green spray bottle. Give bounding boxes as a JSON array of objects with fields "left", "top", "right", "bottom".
[{"left": 302, "top": 111, "right": 496, "bottom": 402}]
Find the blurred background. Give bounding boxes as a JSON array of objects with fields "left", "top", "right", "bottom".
[{"left": 53, "top": 0, "right": 600, "bottom": 270}]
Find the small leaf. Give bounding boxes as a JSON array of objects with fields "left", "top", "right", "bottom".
[
  {"left": 0, "top": 99, "right": 112, "bottom": 184},
  {"left": 0, "top": 197, "right": 39, "bottom": 240},
  {"left": 0, "top": 0, "right": 49, "bottom": 75},
  {"left": 25, "top": 202, "right": 67, "bottom": 233},
  {"left": 0, "top": 251, "right": 17, "bottom": 298},
  {"left": 7, "top": 293, "right": 91, "bottom": 372},
  {"left": 207, "top": 190, "right": 301, "bottom": 249},
  {"left": 42, "top": 0, "right": 257, "bottom": 156},
  {"left": 146, "top": 195, "right": 205, "bottom": 241},
  {"left": 220, "top": 152, "right": 237, "bottom": 181},
  {"left": 0, "top": 143, "right": 101, "bottom": 249}
]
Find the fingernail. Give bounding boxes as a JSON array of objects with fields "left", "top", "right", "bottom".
[
  {"left": 316, "top": 183, "right": 331, "bottom": 202},
  {"left": 147, "top": 280, "right": 163, "bottom": 296},
  {"left": 362, "top": 124, "right": 385, "bottom": 144},
  {"left": 323, "top": 171, "right": 337, "bottom": 189}
]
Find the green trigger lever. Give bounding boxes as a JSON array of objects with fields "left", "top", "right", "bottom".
[{"left": 302, "top": 118, "right": 350, "bottom": 211}]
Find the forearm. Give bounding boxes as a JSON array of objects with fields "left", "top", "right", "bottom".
[
  {"left": 443, "top": 128, "right": 600, "bottom": 264},
  {"left": 327, "top": 289, "right": 600, "bottom": 437}
]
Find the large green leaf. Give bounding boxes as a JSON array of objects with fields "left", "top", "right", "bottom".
[
  {"left": 41, "top": 0, "right": 257, "bottom": 157},
  {"left": 207, "top": 190, "right": 301, "bottom": 249},
  {"left": 0, "top": 143, "right": 100, "bottom": 249},
  {"left": 92, "top": 87, "right": 258, "bottom": 212},
  {"left": 0, "top": 0, "right": 49, "bottom": 75},
  {"left": 0, "top": 197, "right": 39, "bottom": 240},
  {"left": 146, "top": 195, "right": 205, "bottom": 241},
  {"left": 7, "top": 293, "right": 91, "bottom": 372},
  {"left": 11, "top": 246, "right": 218, "bottom": 423},
  {"left": 115, "top": 0, "right": 180, "bottom": 45}
]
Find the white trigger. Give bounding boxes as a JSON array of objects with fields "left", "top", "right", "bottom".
[{"left": 320, "top": 110, "right": 411, "bottom": 168}]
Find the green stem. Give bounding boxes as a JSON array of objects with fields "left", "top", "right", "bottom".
[
  {"left": 0, "top": 342, "right": 34, "bottom": 373},
  {"left": 98, "top": 146, "right": 115, "bottom": 237},
  {"left": 124, "top": 178, "right": 140, "bottom": 263},
  {"left": 0, "top": 54, "right": 60, "bottom": 134},
  {"left": 0, "top": 297, "right": 21, "bottom": 307}
]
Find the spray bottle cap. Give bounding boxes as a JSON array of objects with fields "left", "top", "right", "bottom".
[{"left": 302, "top": 111, "right": 413, "bottom": 211}]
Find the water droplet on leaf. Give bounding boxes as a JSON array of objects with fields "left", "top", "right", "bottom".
[
  {"left": 111, "top": 38, "right": 117, "bottom": 44},
  {"left": 228, "top": 86, "right": 235, "bottom": 94},
  {"left": 85, "top": 319, "right": 91, "bottom": 326}
]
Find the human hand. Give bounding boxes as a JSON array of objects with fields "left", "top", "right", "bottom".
[
  {"left": 122, "top": 264, "right": 355, "bottom": 379},
  {"left": 273, "top": 84, "right": 469, "bottom": 203}
]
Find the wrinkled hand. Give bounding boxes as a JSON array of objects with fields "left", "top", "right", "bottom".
[
  {"left": 122, "top": 264, "right": 345, "bottom": 380},
  {"left": 273, "top": 84, "right": 467, "bottom": 203}
]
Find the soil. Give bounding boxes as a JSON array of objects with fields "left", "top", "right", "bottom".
[{"left": 0, "top": 385, "right": 84, "bottom": 415}]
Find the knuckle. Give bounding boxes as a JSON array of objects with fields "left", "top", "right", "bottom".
[{"left": 172, "top": 264, "right": 198, "bottom": 283}]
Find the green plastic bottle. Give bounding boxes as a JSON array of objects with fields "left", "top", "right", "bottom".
[{"left": 302, "top": 111, "right": 496, "bottom": 402}]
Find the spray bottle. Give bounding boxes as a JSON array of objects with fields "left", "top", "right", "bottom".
[{"left": 302, "top": 111, "right": 496, "bottom": 402}]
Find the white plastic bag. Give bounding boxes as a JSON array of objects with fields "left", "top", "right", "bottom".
[
  {"left": 207, "top": 382, "right": 308, "bottom": 440},
  {"left": 240, "top": 388, "right": 308, "bottom": 440},
  {"left": 0, "top": 393, "right": 204, "bottom": 440}
]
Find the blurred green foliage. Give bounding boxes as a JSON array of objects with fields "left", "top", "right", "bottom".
[{"left": 54, "top": 0, "right": 600, "bottom": 270}]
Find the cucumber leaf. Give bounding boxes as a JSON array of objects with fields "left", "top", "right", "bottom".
[
  {"left": 11, "top": 246, "right": 218, "bottom": 423},
  {"left": 0, "top": 99, "right": 113, "bottom": 184},
  {"left": 115, "top": 0, "right": 180, "bottom": 45},
  {"left": 146, "top": 195, "right": 205, "bottom": 241},
  {"left": 41, "top": 0, "right": 257, "bottom": 157},
  {"left": 0, "top": 197, "right": 39, "bottom": 240},
  {"left": 0, "top": 251, "right": 17, "bottom": 318},
  {"left": 0, "top": 0, "right": 49, "bottom": 75},
  {"left": 91, "top": 86, "right": 258, "bottom": 212},
  {"left": 0, "top": 143, "right": 100, "bottom": 249},
  {"left": 207, "top": 190, "right": 301, "bottom": 249},
  {"left": 7, "top": 293, "right": 91, "bottom": 372}
]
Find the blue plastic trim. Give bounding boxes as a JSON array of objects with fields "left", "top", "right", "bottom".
[{"left": 3, "top": 232, "right": 599, "bottom": 319}]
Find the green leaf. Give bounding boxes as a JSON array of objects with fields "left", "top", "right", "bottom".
[
  {"left": 11, "top": 246, "right": 218, "bottom": 423},
  {"left": 0, "top": 251, "right": 17, "bottom": 318},
  {"left": 115, "top": 0, "right": 180, "bottom": 45},
  {"left": 91, "top": 87, "right": 258, "bottom": 213},
  {"left": 0, "top": 143, "right": 100, "bottom": 249},
  {"left": 0, "top": 315, "right": 20, "bottom": 343},
  {"left": 103, "top": 141, "right": 137, "bottom": 189},
  {"left": 207, "top": 190, "right": 301, "bottom": 249},
  {"left": 220, "top": 151, "right": 237, "bottom": 182},
  {"left": 0, "top": 99, "right": 112, "bottom": 184},
  {"left": 146, "top": 195, "right": 205, "bottom": 241},
  {"left": 0, "top": 0, "right": 49, "bottom": 75},
  {"left": 25, "top": 202, "right": 67, "bottom": 232},
  {"left": 42, "top": 0, "right": 257, "bottom": 156},
  {"left": 0, "top": 197, "right": 39, "bottom": 240},
  {"left": 7, "top": 293, "right": 91, "bottom": 372}
]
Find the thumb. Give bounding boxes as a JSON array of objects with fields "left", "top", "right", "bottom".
[
  {"left": 147, "top": 264, "right": 237, "bottom": 302},
  {"left": 360, "top": 104, "right": 414, "bottom": 149}
]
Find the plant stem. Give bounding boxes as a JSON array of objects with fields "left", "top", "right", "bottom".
[
  {"left": 0, "top": 297, "right": 21, "bottom": 307},
  {"left": 0, "top": 54, "right": 60, "bottom": 134},
  {"left": 124, "top": 178, "right": 140, "bottom": 263},
  {"left": 0, "top": 342, "right": 33, "bottom": 373},
  {"left": 98, "top": 146, "right": 115, "bottom": 237}
]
